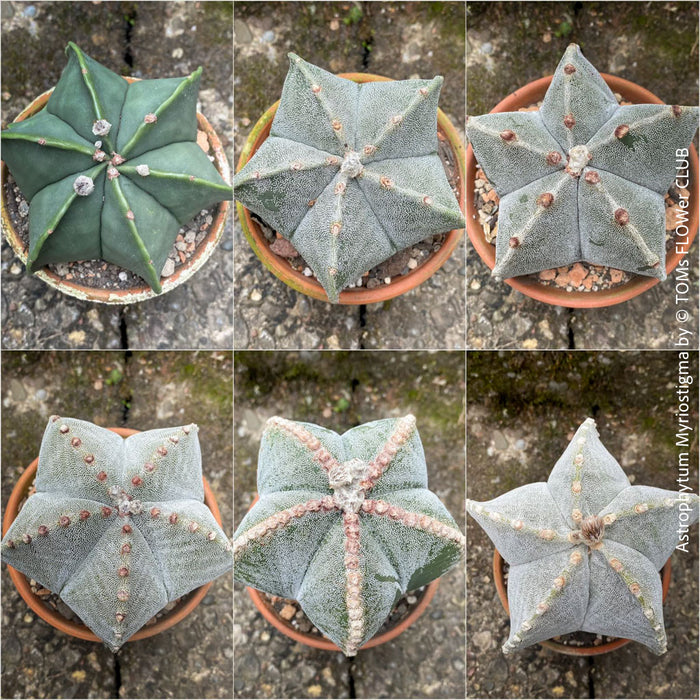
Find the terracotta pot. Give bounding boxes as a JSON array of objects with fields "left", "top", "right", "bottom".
[
  {"left": 2, "top": 426, "right": 224, "bottom": 644},
  {"left": 246, "top": 578, "right": 440, "bottom": 652},
  {"left": 1, "top": 80, "right": 231, "bottom": 305},
  {"left": 492, "top": 548, "right": 672, "bottom": 656},
  {"left": 467, "top": 73, "right": 699, "bottom": 308},
  {"left": 236, "top": 71, "right": 466, "bottom": 305}
]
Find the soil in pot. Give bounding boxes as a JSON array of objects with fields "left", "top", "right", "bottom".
[
  {"left": 473, "top": 95, "right": 693, "bottom": 293},
  {"left": 259, "top": 584, "right": 430, "bottom": 642},
  {"left": 252, "top": 133, "right": 462, "bottom": 293}
]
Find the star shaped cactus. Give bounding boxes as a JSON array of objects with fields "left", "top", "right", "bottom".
[
  {"left": 233, "top": 415, "right": 465, "bottom": 655},
  {"left": 467, "top": 44, "right": 699, "bottom": 281},
  {"left": 1, "top": 417, "right": 233, "bottom": 651},
  {"left": 1, "top": 42, "right": 232, "bottom": 292},
  {"left": 234, "top": 53, "right": 465, "bottom": 303},
  {"left": 467, "top": 418, "right": 699, "bottom": 654}
]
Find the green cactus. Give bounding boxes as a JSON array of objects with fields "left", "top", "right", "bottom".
[
  {"left": 234, "top": 53, "right": 465, "bottom": 303},
  {"left": 0, "top": 416, "right": 233, "bottom": 651},
  {"left": 467, "top": 44, "right": 699, "bottom": 281},
  {"left": 1, "top": 42, "right": 232, "bottom": 293},
  {"left": 233, "top": 415, "right": 465, "bottom": 655},
  {"left": 467, "top": 418, "right": 699, "bottom": 654}
]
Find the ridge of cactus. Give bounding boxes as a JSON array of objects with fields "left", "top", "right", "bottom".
[
  {"left": 232, "top": 415, "right": 465, "bottom": 655},
  {"left": 233, "top": 53, "right": 465, "bottom": 303},
  {"left": 466, "top": 43, "right": 699, "bottom": 282},
  {"left": 467, "top": 417, "right": 699, "bottom": 654},
  {"left": 0, "top": 416, "right": 233, "bottom": 651},
  {"left": 1, "top": 43, "right": 232, "bottom": 293}
]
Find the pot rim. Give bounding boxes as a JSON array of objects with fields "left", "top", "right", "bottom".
[
  {"left": 466, "top": 72, "right": 699, "bottom": 308},
  {"left": 246, "top": 577, "right": 440, "bottom": 652},
  {"left": 492, "top": 548, "right": 672, "bottom": 656},
  {"left": 2, "top": 426, "right": 223, "bottom": 644},
  {"left": 1, "top": 78, "right": 231, "bottom": 305},
  {"left": 236, "top": 70, "right": 466, "bottom": 305}
]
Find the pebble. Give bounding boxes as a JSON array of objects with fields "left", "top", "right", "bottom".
[
  {"left": 279, "top": 604, "right": 296, "bottom": 621},
  {"left": 407, "top": 258, "right": 418, "bottom": 269},
  {"left": 302, "top": 267, "right": 313, "bottom": 277},
  {"left": 473, "top": 630, "right": 493, "bottom": 650},
  {"left": 118, "top": 271, "right": 128, "bottom": 282},
  {"left": 250, "top": 289, "right": 262, "bottom": 302},
  {"left": 161, "top": 259, "right": 175, "bottom": 277},
  {"left": 18, "top": 201, "right": 29, "bottom": 217},
  {"left": 172, "top": 47, "right": 184, "bottom": 59},
  {"left": 23, "top": 5, "right": 36, "bottom": 16},
  {"left": 261, "top": 30, "right": 275, "bottom": 42},
  {"left": 481, "top": 42, "right": 493, "bottom": 54}
]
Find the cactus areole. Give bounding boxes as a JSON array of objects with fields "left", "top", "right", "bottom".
[
  {"left": 233, "top": 53, "right": 465, "bottom": 303},
  {"left": 467, "top": 44, "right": 699, "bottom": 283},
  {"left": 467, "top": 418, "right": 700, "bottom": 655},
  {"left": 0, "top": 417, "right": 233, "bottom": 651},
  {"left": 232, "top": 415, "right": 465, "bottom": 655},
  {"left": 1, "top": 43, "right": 232, "bottom": 293}
]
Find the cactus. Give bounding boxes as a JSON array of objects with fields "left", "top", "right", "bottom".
[
  {"left": 232, "top": 415, "right": 465, "bottom": 655},
  {"left": 467, "top": 418, "right": 699, "bottom": 654},
  {"left": 233, "top": 53, "right": 465, "bottom": 303},
  {"left": 1, "top": 42, "right": 232, "bottom": 293},
  {"left": 466, "top": 44, "right": 699, "bottom": 281},
  {"left": 0, "top": 416, "right": 233, "bottom": 651}
]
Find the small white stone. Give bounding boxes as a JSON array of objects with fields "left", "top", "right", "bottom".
[
  {"left": 250, "top": 289, "right": 262, "bottom": 302},
  {"left": 407, "top": 258, "right": 418, "bottom": 270},
  {"left": 302, "top": 267, "right": 313, "bottom": 277},
  {"left": 161, "top": 259, "right": 176, "bottom": 277}
]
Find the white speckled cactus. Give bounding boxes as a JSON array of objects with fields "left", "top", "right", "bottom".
[
  {"left": 1, "top": 417, "right": 233, "bottom": 651},
  {"left": 467, "top": 418, "right": 699, "bottom": 654},
  {"left": 233, "top": 415, "right": 465, "bottom": 655},
  {"left": 467, "top": 44, "right": 699, "bottom": 281},
  {"left": 234, "top": 53, "right": 465, "bottom": 303}
]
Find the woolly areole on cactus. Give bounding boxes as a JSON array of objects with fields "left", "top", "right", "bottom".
[
  {"left": 232, "top": 415, "right": 465, "bottom": 655},
  {"left": 467, "top": 44, "right": 699, "bottom": 281},
  {"left": 467, "top": 418, "right": 699, "bottom": 654},
  {"left": 1, "top": 42, "right": 232, "bottom": 293},
  {"left": 233, "top": 53, "right": 465, "bottom": 303},
  {"left": 1, "top": 417, "right": 233, "bottom": 651}
]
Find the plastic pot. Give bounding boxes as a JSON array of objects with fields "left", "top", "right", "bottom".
[
  {"left": 467, "top": 73, "right": 699, "bottom": 308},
  {"left": 1, "top": 81, "right": 231, "bottom": 305},
  {"left": 236, "top": 71, "right": 466, "bottom": 305},
  {"left": 492, "top": 548, "right": 672, "bottom": 656},
  {"left": 2, "top": 427, "right": 224, "bottom": 644}
]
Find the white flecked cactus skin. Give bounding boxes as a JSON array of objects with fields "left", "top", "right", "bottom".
[
  {"left": 234, "top": 53, "right": 465, "bottom": 303},
  {"left": 467, "top": 418, "right": 699, "bottom": 655},
  {"left": 466, "top": 44, "right": 699, "bottom": 281},
  {"left": 0, "top": 417, "right": 233, "bottom": 652},
  {"left": 232, "top": 415, "right": 465, "bottom": 655}
]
